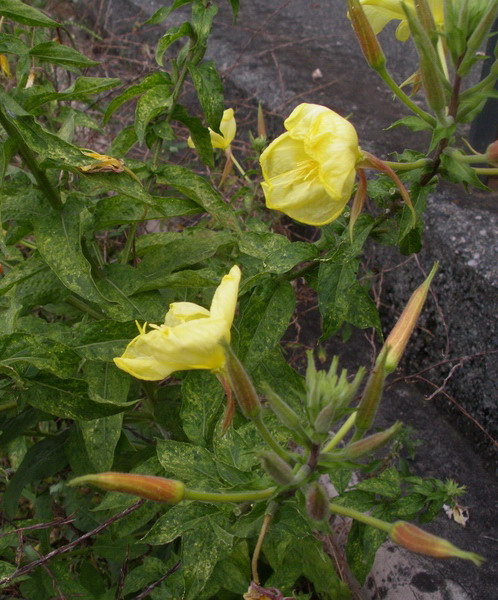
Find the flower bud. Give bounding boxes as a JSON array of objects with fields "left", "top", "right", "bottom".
[
  {"left": 354, "top": 346, "right": 388, "bottom": 437},
  {"left": 313, "top": 402, "right": 336, "bottom": 435},
  {"left": 263, "top": 385, "right": 301, "bottom": 430},
  {"left": 224, "top": 345, "right": 261, "bottom": 419},
  {"left": 390, "top": 521, "right": 484, "bottom": 565},
  {"left": 259, "top": 452, "right": 296, "bottom": 486},
  {"left": 306, "top": 482, "right": 330, "bottom": 521},
  {"left": 486, "top": 140, "right": 498, "bottom": 167},
  {"left": 344, "top": 422, "right": 402, "bottom": 459},
  {"left": 348, "top": 0, "right": 386, "bottom": 70},
  {"left": 257, "top": 102, "right": 267, "bottom": 140},
  {"left": 68, "top": 472, "right": 185, "bottom": 504},
  {"left": 383, "top": 263, "right": 438, "bottom": 373}
]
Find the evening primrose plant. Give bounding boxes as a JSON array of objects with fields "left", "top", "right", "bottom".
[{"left": 0, "top": 0, "right": 495, "bottom": 598}]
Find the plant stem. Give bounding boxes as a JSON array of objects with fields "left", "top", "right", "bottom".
[
  {"left": 183, "top": 486, "right": 276, "bottom": 503},
  {"left": 253, "top": 413, "right": 293, "bottom": 462},
  {"left": 252, "top": 501, "right": 278, "bottom": 584},
  {"left": 322, "top": 412, "right": 357, "bottom": 453},
  {"left": 329, "top": 502, "right": 391, "bottom": 533},
  {"left": 228, "top": 149, "right": 252, "bottom": 183},
  {"left": 375, "top": 65, "right": 436, "bottom": 126},
  {"left": 0, "top": 108, "right": 63, "bottom": 211},
  {"left": 472, "top": 167, "right": 498, "bottom": 175}
]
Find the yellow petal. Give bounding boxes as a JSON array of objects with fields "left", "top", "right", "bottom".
[
  {"left": 164, "top": 302, "right": 210, "bottom": 326},
  {"left": 210, "top": 108, "right": 237, "bottom": 150},
  {"left": 209, "top": 265, "right": 241, "bottom": 340}
]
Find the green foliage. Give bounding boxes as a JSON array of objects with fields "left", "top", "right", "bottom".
[{"left": 0, "top": 0, "right": 492, "bottom": 597}]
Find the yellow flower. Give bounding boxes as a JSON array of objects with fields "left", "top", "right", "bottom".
[
  {"left": 113, "top": 266, "right": 241, "bottom": 380},
  {"left": 188, "top": 108, "right": 237, "bottom": 151},
  {"left": 259, "top": 103, "right": 362, "bottom": 226},
  {"left": 78, "top": 149, "right": 125, "bottom": 173},
  {"left": 0, "top": 54, "right": 11, "bottom": 78},
  {"left": 358, "top": 0, "right": 444, "bottom": 41}
]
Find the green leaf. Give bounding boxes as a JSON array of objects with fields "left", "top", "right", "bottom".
[
  {"left": 158, "top": 164, "right": 240, "bottom": 230},
  {"left": 172, "top": 103, "right": 213, "bottom": 167},
  {"left": 237, "top": 278, "right": 295, "bottom": 370},
  {"left": 226, "top": 0, "right": 240, "bottom": 21},
  {"left": 110, "top": 125, "right": 138, "bottom": 156},
  {"left": 3, "top": 429, "right": 70, "bottom": 517},
  {"left": 356, "top": 468, "right": 401, "bottom": 498},
  {"left": 182, "top": 518, "right": 233, "bottom": 600},
  {"left": 0, "top": 333, "right": 79, "bottom": 378},
  {"left": 83, "top": 360, "right": 131, "bottom": 408},
  {"left": 72, "top": 320, "right": 138, "bottom": 361},
  {"left": 0, "top": 407, "right": 44, "bottom": 448},
  {"left": 122, "top": 557, "right": 174, "bottom": 596},
  {"left": 142, "top": 503, "right": 218, "bottom": 544},
  {"left": 134, "top": 85, "right": 173, "bottom": 144},
  {"left": 0, "top": 33, "right": 30, "bottom": 55},
  {"left": 155, "top": 22, "right": 196, "bottom": 67},
  {"left": 26, "top": 76, "right": 121, "bottom": 109},
  {"left": 439, "top": 152, "right": 489, "bottom": 190},
  {"left": 0, "top": 0, "right": 58, "bottom": 27},
  {"left": 188, "top": 61, "right": 224, "bottom": 131},
  {"left": 181, "top": 372, "right": 224, "bottom": 446},
  {"left": 33, "top": 197, "right": 113, "bottom": 307},
  {"left": 103, "top": 72, "right": 171, "bottom": 124},
  {"left": 29, "top": 42, "right": 99, "bottom": 70},
  {"left": 204, "top": 540, "right": 249, "bottom": 596},
  {"left": 0, "top": 254, "right": 47, "bottom": 297},
  {"left": 387, "top": 115, "right": 433, "bottom": 132},
  {"left": 80, "top": 414, "right": 123, "bottom": 471},
  {"left": 25, "top": 374, "right": 133, "bottom": 420},
  {"left": 346, "top": 520, "right": 387, "bottom": 584},
  {"left": 156, "top": 439, "right": 220, "bottom": 488},
  {"left": 145, "top": 0, "right": 193, "bottom": 25}
]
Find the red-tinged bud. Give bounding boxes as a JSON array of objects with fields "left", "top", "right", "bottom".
[
  {"left": 348, "top": 0, "right": 386, "bottom": 70},
  {"left": 383, "top": 263, "right": 438, "bottom": 373},
  {"left": 345, "top": 422, "right": 402, "bottom": 459},
  {"left": 257, "top": 102, "right": 267, "bottom": 140},
  {"left": 313, "top": 402, "right": 336, "bottom": 435},
  {"left": 306, "top": 482, "right": 330, "bottom": 521},
  {"left": 390, "top": 521, "right": 484, "bottom": 565},
  {"left": 349, "top": 168, "right": 367, "bottom": 242},
  {"left": 68, "top": 472, "right": 185, "bottom": 504},
  {"left": 260, "top": 452, "right": 296, "bottom": 486},
  {"left": 486, "top": 140, "right": 498, "bottom": 167},
  {"left": 224, "top": 345, "right": 261, "bottom": 420}
]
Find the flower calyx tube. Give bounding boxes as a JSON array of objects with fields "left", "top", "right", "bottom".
[
  {"left": 68, "top": 472, "right": 185, "bottom": 504},
  {"left": 259, "top": 451, "right": 297, "bottom": 486},
  {"left": 224, "top": 343, "right": 261, "bottom": 420},
  {"left": 340, "top": 421, "right": 402, "bottom": 459},
  {"left": 348, "top": 0, "right": 386, "bottom": 69},
  {"left": 353, "top": 346, "right": 388, "bottom": 439},
  {"left": 381, "top": 262, "right": 438, "bottom": 373},
  {"left": 390, "top": 521, "right": 484, "bottom": 565}
]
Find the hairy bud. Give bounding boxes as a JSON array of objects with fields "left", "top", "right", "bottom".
[
  {"left": 306, "top": 482, "right": 330, "bottom": 521},
  {"left": 260, "top": 452, "right": 296, "bottom": 486}
]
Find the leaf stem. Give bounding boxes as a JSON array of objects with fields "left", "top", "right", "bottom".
[
  {"left": 322, "top": 411, "right": 357, "bottom": 452},
  {"left": 382, "top": 158, "right": 430, "bottom": 170},
  {"left": 253, "top": 413, "right": 293, "bottom": 462}
]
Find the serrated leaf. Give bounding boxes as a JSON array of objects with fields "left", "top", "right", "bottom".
[
  {"left": 0, "top": 0, "right": 58, "bottom": 27},
  {"left": 103, "top": 72, "right": 171, "bottom": 124},
  {"left": 181, "top": 371, "right": 224, "bottom": 446},
  {"left": 80, "top": 413, "right": 123, "bottom": 471},
  {"left": 3, "top": 429, "right": 70, "bottom": 517},
  {"left": 356, "top": 468, "right": 401, "bottom": 498},
  {"left": 156, "top": 439, "right": 220, "bottom": 488},
  {"left": 156, "top": 165, "right": 239, "bottom": 230},
  {"left": 155, "top": 22, "right": 196, "bottom": 67},
  {"left": 135, "top": 85, "right": 173, "bottom": 143},
  {"left": 387, "top": 115, "right": 433, "bottom": 132},
  {"left": 29, "top": 41, "right": 98, "bottom": 70},
  {"left": 188, "top": 61, "right": 224, "bottom": 131}
]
